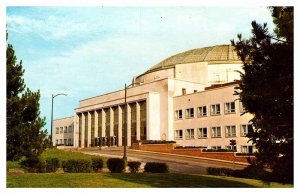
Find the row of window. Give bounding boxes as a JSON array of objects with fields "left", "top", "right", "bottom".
[
  {"left": 55, "top": 125, "right": 73, "bottom": 134},
  {"left": 206, "top": 145, "right": 253, "bottom": 153},
  {"left": 175, "top": 101, "right": 246, "bottom": 119},
  {"left": 175, "top": 124, "right": 253, "bottom": 139},
  {"left": 55, "top": 138, "right": 73, "bottom": 146}
]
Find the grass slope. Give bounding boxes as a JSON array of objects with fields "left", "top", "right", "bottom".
[{"left": 7, "top": 173, "right": 292, "bottom": 188}]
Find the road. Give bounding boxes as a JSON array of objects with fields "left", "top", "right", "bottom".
[{"left": 76, "top": 148, "right": 247, "bottom": 174}]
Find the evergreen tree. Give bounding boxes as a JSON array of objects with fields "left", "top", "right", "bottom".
[
  {"left": 7, "top": 35, "right": 49, "bottom": 161},
  {"left": 231, "top": 7, "right": 293, "bottom": 183}
]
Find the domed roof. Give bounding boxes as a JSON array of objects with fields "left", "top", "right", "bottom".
[{"left": 144, "top": 44, "right": 241, "bottom": 74}]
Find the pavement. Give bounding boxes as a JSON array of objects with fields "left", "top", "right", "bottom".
[{"left": 73, "top": 147, "right": 248, "bottom": 174}]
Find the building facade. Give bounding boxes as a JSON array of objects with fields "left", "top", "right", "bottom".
[
  {"left": 52, "top": 116, "right": 74, "bottom": 146},
  {"left": 53, "top": 45, "right": 255, "bottom": 153}
]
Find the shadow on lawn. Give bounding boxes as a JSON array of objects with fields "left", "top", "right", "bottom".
[{"left": 105, "top": 173, "right": 258, "bottom": 188}]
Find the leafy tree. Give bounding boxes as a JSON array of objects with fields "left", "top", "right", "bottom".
[
  {"left": 7, "top": 34, "right": 49, "bottom": 161},
  {"left": 231, "top": 7, "right": 293, "bottom": 183}
]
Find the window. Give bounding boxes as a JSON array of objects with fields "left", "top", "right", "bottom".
[
  {"left": 60, "top": 127, "right": 63, "bottom": 133},
  {"left": 55, "top": 139, "right": 58, "bottom": 145},
  {"left": 186, "top": 129, "right": 195, "bottom": 139},
  {"left": 239, "top": 101, "right": 246, "bottom": 113},
  {"left": 175, "top": 110, "right": 183, "bottom": 119},
  {"left": 64, "top": 139, "right": 67, "bottom": 145},
  {"left": 241, "top": 145, "right": 253, "bottom": 153},
  {"left": 68, "top": 138, "right": 72, "bottom": 145},
  {"left": 182, "top": 88, "right": 186, "bottom": 95},
  {"left": 210, "top": 104, "right": 221, "bottom": 115},
  {"left": 68, "top": 126, "right": 73, "bottom": 133},
  {"left": 185, "top": 108, "right": 194, "bottom": 118},
  {"left": 64, "top": 126, "right": 68, "bottom": 133},
  {"left": 198, "top": 106, "right": 207, "bottom": 117},
  {"left": 175, "top": 129, "right": 183, "bottom": 139},
  {"left": 211, "top": 146, "right": 222, "bottom": 150},
  {"left": 59, "top": 139, "right": 62, "bottom": 144},
  {"left": 55, "top": 127, "right": 59, "bottom": 134},
  {"left": 240, "top": 124, "right": 254, "bottom": 136},
  {"left": 225, "top": 102, "right": 236, "bottom": 114},
  {"left": 225, "top": 125, "right": 236, "bottom": 137},
  {"left": 226, "top": 145, "right": 237, "bottom": 151},
  {"left": 198, "top": 128, "right": 207, "bottom": 138},
  {"left": 211, "top": 126, "right": 221, "bottom": 138}
]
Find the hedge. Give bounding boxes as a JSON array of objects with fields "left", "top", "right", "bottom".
[
  {"left": 144, "top": 162, "right": 169, "bottom": 173},
  {"left": 107, "top": 158, "right": 125, "bottom": 173},
  {"left": 91, "top": 157, "right": 103, "bottom": 172},
  {"left": 46, "top": 158, "right": 61, "bottom": 172},
  {"left": 127, "top": 161, "right": 141, "bottom": 173},
  {"left": 20, "top": 157, "right": 46, "bottom": 173},
  {"left": 63, "top": 159, "right": 92, "bottom": 173}
]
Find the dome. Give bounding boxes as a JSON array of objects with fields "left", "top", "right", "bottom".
[{"left": 144, "top": 44, "right": 241, "bottom": 75}]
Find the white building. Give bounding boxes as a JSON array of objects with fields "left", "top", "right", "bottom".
[{"left": 53, "top": 44, "right": 254, "bottom": 153}]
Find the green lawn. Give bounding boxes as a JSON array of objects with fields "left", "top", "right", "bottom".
[{"left": 6, "top": 173, "right": 292, "bottom": 188}]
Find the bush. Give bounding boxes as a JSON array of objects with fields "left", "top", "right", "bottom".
[
  {"left": 45, "top": 158, "right": 61, "bottom": 172},
  {"left": 127, "top": 161, "right": 141, "bottom": 173},
  {"left": 107, "top": 158, "right": 125, "bottom": 173},
  {"left": 63, "top": 159, "right": 92, "bottom": 173},
  {"left": 20, "top": 157, "right": 46, "bottom": 173},
  {"left": 92, "top": 157, "right": 103, "bottom": 172},
  {"left": 144, "top": 162, "right": 169, "bottom": 173},
  {"left": 175, "top": 146, "right": 206, "bottom": 149},
  {"left": 206, "top": 167, "right": 234, "bottom": 176},
  {"left": 139, "top": 140, "right": 176, "bottom": 145}
]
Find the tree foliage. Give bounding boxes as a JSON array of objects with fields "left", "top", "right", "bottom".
[
  {"left": 231, "top": 7, "right": 293, "bottom": 183},
  {"left": 7, "top": 35, "right": 49, "bottom": 161}
]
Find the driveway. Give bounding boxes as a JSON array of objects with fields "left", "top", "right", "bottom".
[{"left": 75, "top": 148, "right": 247, "bottom": 174}]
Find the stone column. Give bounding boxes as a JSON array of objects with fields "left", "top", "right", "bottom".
[
  {"left": 94, "top": 110, "right": 98, "bottom": 138},
  {"left": 136, "top": 101, "right": 141, "bottom": 141},
  {"left": 74, "top": 114, "right": 79, "bottom": 148},
  {"left": 110, "top": 107, "right": 114, "bottom": 136},
  {"left": 127, "top": 103, "right": 131, "bottom": 146},
  {"left": 118, "top": 106, "right": 123, "bottom": 146},
  {"left": 87, "top": 112, "right": 91, "bottom": 147},
  {"left": 81, "top": 113, "right": 85, "bottom": 148},
  {"left": 101, "top": 109, "right": 106, "bottom": 137}
]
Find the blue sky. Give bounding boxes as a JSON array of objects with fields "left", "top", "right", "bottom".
[{"left": 6, "top": 6, "right": 275, "bottom": 134}]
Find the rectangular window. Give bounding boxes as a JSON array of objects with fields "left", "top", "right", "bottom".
[
  {"left": 64, "top": 126, "right": 67, "bottom": 133},
  {"left": 198, "top": 128, "right": 207, "bottom": 138},
  {"left": 211, "top": 146, "right": 222, "bottom": 150},
  {"left": 186, "top": 129, "right": 195, "bottom": 139},
  {"left": 225, "top": 125, "right": 236, "bottom": 137},
  {"left": 240, "top": 124, "right": 254, "bottom": 136},
  {"left": 55, "top": 127, "right": 59, "bottom": 134},
  {"left": 185, "top": 108, "right": 194, "bottom": 118},
  {"left": 198, "top": 106, "right": 207, "bottom": 117},
  {"left": 68, "top": 126, "right": 73, "bottom": 133},
  {"left": 64, "top": 139, "right": 67, "bottom": 145},
  {"left": 55, "top": 140, "right": 58, "bottom": 145},
  {"left": 241, "top": 145, "right": 253, "bottom": 153},
  {"left": 60, "top": 127, "right": 63, "bottom": 133},
  {"left": 226, "top": 145, "right": 237, "bottom": 151},
  {"left": 210, "top": 104, "right": 221, "bottom": 115},
  {"left": 175, "top": 129, "right": 183, "bottom": 139},
  {"left": 175, "top": 110, "right": 183, "bottom": 119},
  {"left": 59, "top": 139, "right": 62, "bottom": 144},
  {"left": 68, "top": 138, "right": 72, "bottom": 145},
  {"left": 211, "top": 126, "right": 221, "bottom": 138},
  {"left": 225, "top": 102, "right": 236, "bottom": 114}
]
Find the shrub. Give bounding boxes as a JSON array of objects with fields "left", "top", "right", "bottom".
[
  {"left": 107, "top": 158, "right": 125, "bottom": 173},
  {"left": 139, "top": 140, "right": 176, "bottom": 145},
  {"left": 206, "top": 167, "right": 234, "bottom": 176},
  {"left": 45, "top": 158, "right": 61, "bottom": 172},
  {"left": 144, "top": 162, "right": 169, "bottom": 173},
  {"left": 92, "top": 157, "right": 103, "bottom": 172},
  {"left": 127, "top": 161, "right": 141, "bottom": 173},
  {"left": 20, "top": 156, "right": 46, "bottom": 173},
  {"left": 63, "top": 159, "right": 92, "bottom": 173}
]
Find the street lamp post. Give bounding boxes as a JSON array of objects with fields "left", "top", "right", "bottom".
[
  {"left": 50, "top": 93, "right": 67, "bottom": 146},
  {"left": 123, "top": 83, "right": 137, "bottom": 161}
]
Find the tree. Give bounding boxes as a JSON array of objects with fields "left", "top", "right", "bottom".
[
  {"left": 7, "top": 35, "right": 49, "bottom": 161},
  {"left": 231, "top": 7, "right": 293, "bottom": 183}
]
